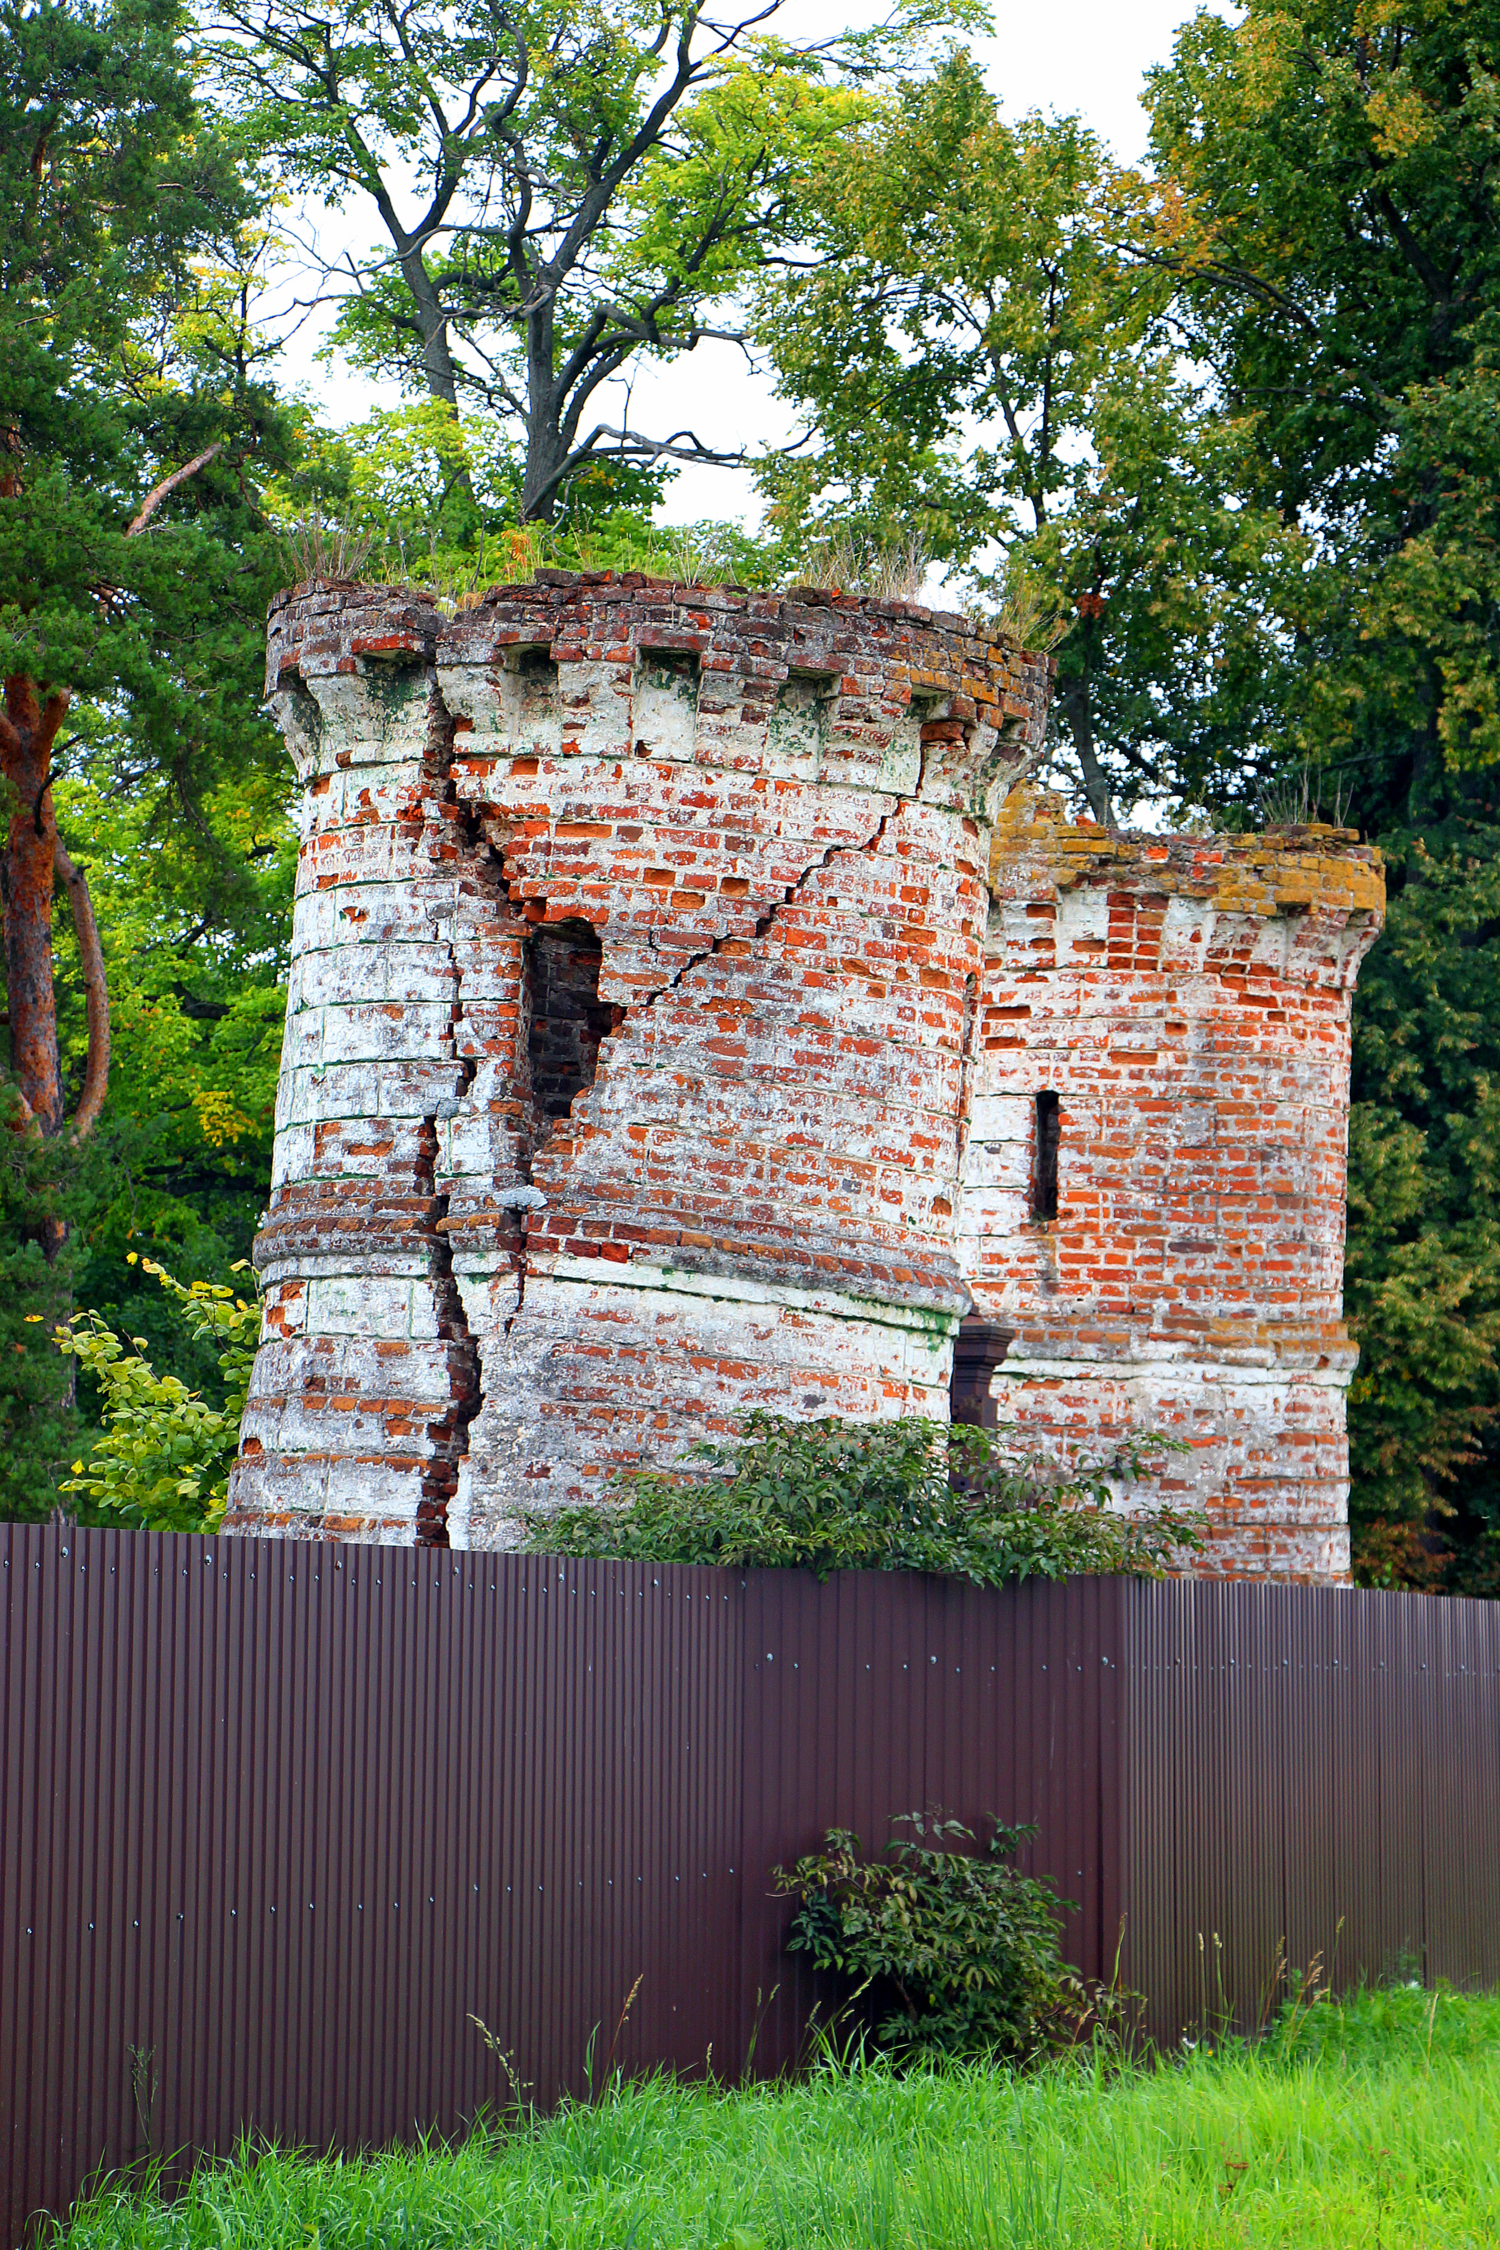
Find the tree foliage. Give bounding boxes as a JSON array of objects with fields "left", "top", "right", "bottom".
[
  {"left": 1, "top": 0, "right": 294, "bottom": 1136},
  {"left": 1141, "top": 0, "right": 1500, "bottom": 814},
  {"left": 0, "top": 0, "right": 299, "bottom": 1509},
  {"left": 1139, "top": 0, "right": 1500, "bottom": 1584},
  {"left": 56, "top": 1253, "right": 259, "bottom": 1532},
  {"left": 1345, "top": 821, "right": 1500, "bottom": 1591},
  {"left": 212, "top": 0, "right": 966, "bottom": 523},
  {"left": 755, "top": 50, "right": 1301, "bottom": 822},
  {"left": 0, "top": 1082, "right": 94, "bottom": 1519},
  {"left": 526, "top": 1412, "right": 1203, "bottom": 1582}
]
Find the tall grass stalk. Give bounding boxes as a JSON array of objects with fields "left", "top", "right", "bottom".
[{"left": 52, "top": 1987, "right": 1500, "bottom": 2249}]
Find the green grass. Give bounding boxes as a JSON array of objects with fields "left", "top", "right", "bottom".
[{"left": 58, "top": 1987, "right": 1500, "bottom": 2250}]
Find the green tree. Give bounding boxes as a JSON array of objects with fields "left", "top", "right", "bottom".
[
  {"left": 1, "top": 0, "right": 287, "bottom": 1134},
  {"left": 1141, "top": 0, "right": 1500, "bottom": 823},
  {"left": 211, "top": 0, "right": 968, "bottom": 524},
  {"left": 1140, "top": 0, "right": 1500, "bottom": 1583},
  {"left": 755, "top": 51, "right": 1302, "bottom": 822},
  {"left": 57, "top": 1253, "right": 260, "bottom": 1532},
  {"left": 0, "top": 1082, "right": 95, "bottom": 1517},
  {"left": 1344, "top": 825, "right": 1500, "bottom": 1592},
  {"left": 51, "top": 697, "right": 293, "bottom": 1422},
  {"left": 0, "top": 0, "right": 298, "bottom": 1513}
]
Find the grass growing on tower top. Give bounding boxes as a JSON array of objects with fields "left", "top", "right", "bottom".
[{"left": 53, "top": 1986, "right": 1500, "bottom": 2250}]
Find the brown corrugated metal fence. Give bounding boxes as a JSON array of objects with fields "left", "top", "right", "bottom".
[
  {"left": 2, "top": 1525, "right": 1498, "bottom": 2245},
  {"left": 1120, "top": 1576, "right": 1500, "bottom": 2043}
]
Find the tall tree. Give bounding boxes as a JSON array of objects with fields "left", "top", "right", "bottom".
[
  {"left": 1, "top": 0, "right": 289, "bottom": 1140},
  {"left": 1129, "top": 0, "right": 1500, "bottom": 1585},
  {"left": 211, "top": 0, "right": 971, "bottom": 523},
  {"left": 1140, "top": 0, "right": 1500, "bottom": 825},
  {"left": 0, "top": 0, "right": 296, "bottom": 1515},
  {"left": 754, "top": 52, "right": 1300, "bottom": 821}
]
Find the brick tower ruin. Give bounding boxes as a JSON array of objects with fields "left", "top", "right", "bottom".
[{"left": 227, "top": 575, "right": 1384, "bottom": 1578}]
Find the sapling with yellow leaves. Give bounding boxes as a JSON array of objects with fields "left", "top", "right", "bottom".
[{"left": 55, "top": 1255, "right": 259, "bottom": 1533}]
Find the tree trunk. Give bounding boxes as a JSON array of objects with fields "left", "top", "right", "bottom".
[
  {"left": 54, "top": 839, "right": 110, "bottom": 1140},
  {"left": 1055, "top": 673, "right": 1113, "bottom": 827},
  {"left": 396, "top": 249, "right": 479, "bottom": 527},
  {"left": 521, "top": 299, "right": 564, "bottom": 523},
  {"left": 398, "top": 249, "right": 465, "bottom": 411},
  {"left": 521, "top": 425, "right": 566, "bottom": 524},
  {"left": 1, "top": 675, "right": 69, "bottom": 1135}
]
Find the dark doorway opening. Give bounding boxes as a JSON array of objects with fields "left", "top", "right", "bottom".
[
  {"left": 525, "top": 919, "right": 617, "bottom": 1123},
  {"left": 1033, "top": 1090, "right": 1060, "bottom": 1221}
]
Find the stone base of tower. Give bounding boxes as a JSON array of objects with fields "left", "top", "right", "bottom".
[
  {"left": 447, "top": 1259, "right": 955, "bottom": 1547},
  {"left": 226, "top": 1253, "right": 958, "bottom": 1548},
  {"left": 988, "top": 1328, "right": 1357, "bottom": 1583}
]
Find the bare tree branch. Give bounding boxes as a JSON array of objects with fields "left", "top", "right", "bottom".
[{"left": 126, "top": 443, "right": 226, "bottom": 535}]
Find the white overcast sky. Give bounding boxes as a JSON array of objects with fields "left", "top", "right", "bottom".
[{"left": 264, "top": 0, "right": 1228, "bottom": 525}]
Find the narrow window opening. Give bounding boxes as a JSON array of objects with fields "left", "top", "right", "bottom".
[
  {"left": 949, "top": 1318, "right": 1014, "bottom": 1430},
  {"left": 524, "top": 920, "right": 618, "bottom": 1124},
  {"left": 1033, "top": 1090, "right": 1060, "bottom": 1221}
]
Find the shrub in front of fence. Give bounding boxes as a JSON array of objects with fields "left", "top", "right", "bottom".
[{"left": 773, "top": 1812, "right": 1100, "bottom": 2064}]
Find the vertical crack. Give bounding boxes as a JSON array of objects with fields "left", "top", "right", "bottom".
[
  {"left": 503, "top": 1213, "right": 530, "bottom": 1336},
  {"left": 414, "top": 1109, "right": 481, "bottom": 1549},
  {"left": 413, "top": 688, "right": 487, "bottom": 1545}
]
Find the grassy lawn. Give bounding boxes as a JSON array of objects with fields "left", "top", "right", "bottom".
[{"left": 58, "top": 1987, "right": 1500, "bottom": 2249}]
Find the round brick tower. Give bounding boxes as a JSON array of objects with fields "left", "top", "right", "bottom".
[{"left": 228, "top": 575, "right": 1049, "bottom": 1546}]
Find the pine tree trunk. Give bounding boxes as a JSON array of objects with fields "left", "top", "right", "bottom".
[{"left": 1, "top": 674, "right": 69, "bottom": 1136}]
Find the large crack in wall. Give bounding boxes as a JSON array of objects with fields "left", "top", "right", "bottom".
[
  {"left": 412, "top": 685, "right": 496, "bottom": 1544},
  {"left": 635, "top": 810, "right": 896, "bottom": 1014}
]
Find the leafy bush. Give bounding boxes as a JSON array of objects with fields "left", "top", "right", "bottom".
[
  {"left": 774, "top": 1814, "right": 1093, "bottom": 2064},
  {"left": 526, "top": 1412, "right": 1201, "bottom": 1583},
  {"left": 55, "top": 1254, "right": 259, "bottom": 1532}
]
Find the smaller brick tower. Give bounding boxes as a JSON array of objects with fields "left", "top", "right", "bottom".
[
  {"left": 229, "top": 575, "right": 1047, "bottom": 1546},
  {"left": 961, "top": 792, "right": 1384, "bottom": 1577}
]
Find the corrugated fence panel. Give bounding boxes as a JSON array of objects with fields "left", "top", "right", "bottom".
[
  {"left": 734, "top": 1570, "right": 1126, "bottom": 2075},
  {"left": 0, "top": 1531, "right": 753, "bottom": 2248},
  {"left": 5, "top": 1529, "right": 1500, "bottom": 2245},
  {"left": 1120, "top": 1579, "right": 1500, "bottom": 2043}
]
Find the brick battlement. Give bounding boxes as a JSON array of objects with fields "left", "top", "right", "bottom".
[
  {"left": 990, "top": 786, "right": 1384, "bottom": 922},
  {"left": 968, "top": 788, "right": 1384, "bottom": 1579},
  {"left": 231, "top": 576, "right": 1383, "bottom": 1577}
]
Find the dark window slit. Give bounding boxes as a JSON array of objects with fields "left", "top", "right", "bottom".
[{"left": 1033, "top": 1090, "right": 1060, "bottom": 1222}]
